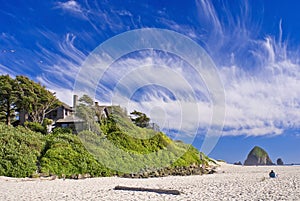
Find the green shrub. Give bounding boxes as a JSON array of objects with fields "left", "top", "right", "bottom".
[
  {"left": 52, "top": 127, "right": 72, "bottom": 135},
  {"left": 0, "top": 123, "right": 44, "bottom": 177},
  {"left": 40, "top": 132, "right": 111, "bottom": 177},
  {"left": 24, "top": 121, "right": 46, "bottom": 134}
]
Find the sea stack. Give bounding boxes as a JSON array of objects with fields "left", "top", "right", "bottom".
[
  {"left": 277, "top": 158, "right": 284, "bottom": 165},
  {"left": 244, "top": 146, "right": 273, "bottom": 166}
]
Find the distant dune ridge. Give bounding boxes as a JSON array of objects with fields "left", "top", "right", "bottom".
[{"left": 244, "top": 146, "right": 274, "bottom": 166}]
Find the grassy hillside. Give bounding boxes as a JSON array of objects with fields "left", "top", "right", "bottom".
[
  {"left": 0, "top": 106, "right": 212, "bottom": 178},
  {"left": 79, "top": 106, "right": 211, "bottom": 174}
]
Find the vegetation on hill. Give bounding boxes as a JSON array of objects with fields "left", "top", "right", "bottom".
[
  {"left": 79, "top": 106, "right": 210, "bottom": 174},
  {"left": 0, "top": 124, "right": 44, "bottom": 177},
  {"left": 0, "top": 75, "right": 213, "bottom": 178},
  {"left": 0, "top": 105, "right": 212, "bottom": 177},
  {"left": 249, "top": 146, "right": 268, "bottom": 158},
  {"left": 0, "top": 124, "right": 111, "bottom": 178},
  {"left": 39, "top": 129, "right": 111, "bottom": 177}
]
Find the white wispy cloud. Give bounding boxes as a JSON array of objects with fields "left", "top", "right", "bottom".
[
  {"left": 49, "top": 0, "right": 300, "bottom": 138},
  {"left": 56, "top": 0, "right": 84, "bottom": 17},
  {"left": 0, "top": 64, "right": 16, "bottom": 77},
  {"left": 144, "top": 0, "right": 299, "bottom": 137},
  {"left": 2, "top": 0, "right": 298, "bottom": 139},
  {"left": 91, "top": 0, "right": 299, "bottom": 138},
  {"left": 33, "top": 32, "right": 87, "bottom": 101}
]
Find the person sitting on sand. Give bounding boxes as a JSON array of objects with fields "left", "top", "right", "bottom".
[{"left": 269, "top": 170, "right": 276, "bottom": 178}]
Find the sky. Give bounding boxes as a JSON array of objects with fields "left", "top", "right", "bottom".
[{"left": 1, "top": 0, "right": 300, "bottom": 164}]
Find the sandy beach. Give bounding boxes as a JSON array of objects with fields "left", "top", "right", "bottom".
[{"left": 0, "top": 163, "right": 299, "bottom": 201}]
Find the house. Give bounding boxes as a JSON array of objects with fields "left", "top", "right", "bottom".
[
  {"left": 19, "top": 95, "right": 85, "bottom": 133},
  {"left": 19, "top": 94, "right": 159, "bottom": 133},
  {"left": 19, "top": 96, "right": 77, "bottom": 125},
  {"left": 44, "top": 95, "right": 112, "bottom": 133},
  {"left": 48, "top": 95, "right": 85, "bottom": 132}
]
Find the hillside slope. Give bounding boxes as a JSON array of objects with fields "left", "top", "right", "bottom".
[
  {"left": 0, "top": 106, "right": 213, "bottom": 178},
  {"left": 79, "top": 106, "right": 213, "bottom": 174}
]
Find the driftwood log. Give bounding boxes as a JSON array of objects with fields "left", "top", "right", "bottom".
[{"left": 114, "top": 185, "right": 181, "bottom": 195}]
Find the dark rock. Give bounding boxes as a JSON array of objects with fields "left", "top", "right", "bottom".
[
  {"left": 70, "top": 174, "right": 77, "bottom": 179},
  {"left": 234, "top": 161, "right": 242, "bottom": 165},
  {"left": 39, "top": 173, "right": 49, "bottom": 178},
  {"left": 119, "top": 162, "right": 218, "bottom": 179},
  {"left": 244, "top": 146, "right": 273, "bottom": 166},
  {"left": 123, "top": 174, "right": 131, "bottom": 178},
  {"left": 277, "top": 158, "right": 284, "bottom": 165},
  {"left": 50, "top": 175, "right": 58, "bottom": 180}
]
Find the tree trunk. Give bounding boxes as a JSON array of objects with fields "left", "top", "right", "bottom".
[
  {"left": 6, "top": 99, "right": 11, "bottom": 125},
  {"left": 41, "top": 110, "right": 46, "bottom": 125}
]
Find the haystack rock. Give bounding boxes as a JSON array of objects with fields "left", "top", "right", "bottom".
[{"left": 244, "top": 146, "right": 273, "bottom": 166}]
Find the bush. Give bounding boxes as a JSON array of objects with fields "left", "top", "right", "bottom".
[
  {"left": 24, "top": 121, "right": 46, "bottom": 134},
  {"left": 0, "top": 123, "right": 44, "bottom": 177},
  {"left": 52, "top": 127, "right": 72, "bottom": 135},
  {"left": 40, "top": 132, "right": 111, "bottom": 177}
]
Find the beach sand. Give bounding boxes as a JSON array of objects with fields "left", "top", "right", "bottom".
[{"left": 0, "top": 163, "right": 299, "bottom": 201}]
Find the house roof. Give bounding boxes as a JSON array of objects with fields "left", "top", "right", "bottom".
[
  {"left": 61, "top": 103, "right": 73, "bottom": 111},
  {"left": 56, "top": 116, "right": 84, "bottom": 123}
]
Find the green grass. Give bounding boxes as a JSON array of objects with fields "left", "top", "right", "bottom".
[{"left": 249, "top": 146, "right": 268, "bottom": 158}]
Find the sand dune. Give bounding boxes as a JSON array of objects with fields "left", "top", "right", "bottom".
[{"left": 0, "top": 163, "right": 299, "bottom": 200}]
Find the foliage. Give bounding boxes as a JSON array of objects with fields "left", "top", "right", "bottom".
[
  {"left": 79, "top": 106, "right": 209, "bottom": 174},
  {"left": 0, "top": 94, "right": 212, "bottom": 177},
  {"left": 0, "top": 123, "right": 44, "bottom": 177},
  {"left": 130, "top": 110, "right": 150, "bottom": 128},
  {"left": 24, "top": 121, "right": 46, "bottom": 134},
  {"left": 0, "top": 75, "right": 61, "bottom": 125},
  {"left": 249, "top": 146, "right": 268, "bottom": 158},
  {"left": 15, "top": 75, "right": 61, "bottom": 124},
  {"left": 0, "top": 123, "right": 111, "bottom": 178},
  {"left": 0, "top": 75, "right": 18, "bottom": 125},
  {"left": 75, "top": 95, "right": 101, "bottom": 134},
  {"left": 52, "top": 127, "right": 73, "bottom": 135},
  {"left": 39, "top": 132, "right": 111, "bottom": 177}
]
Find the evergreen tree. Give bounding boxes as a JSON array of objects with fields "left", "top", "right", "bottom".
[
  {"left": 130, "top": 110, "right": 150, "bottom": 128},
  {"left": 14, "top": 75, "right": 61, "bottom": 124},
  {"left": 0, "top": 75, "right": 17, "bottom": 125},
  {"left": 76, "top": 94, "right": 100, "bottom": 133}
]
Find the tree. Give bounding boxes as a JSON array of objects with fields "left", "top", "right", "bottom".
[
  {"left": 130, "top": 110, "right": 150, "bottom": 128},
  {"left": 0, "top": 75, "right": 18, "bottom": 125},
  {"left": 14, "top": 75, "right": 61, "bottom": 124},
  {"left": 75, "top": 95, "right": 100, "bottom": 133}
]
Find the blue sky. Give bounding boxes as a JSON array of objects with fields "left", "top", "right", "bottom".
[{"left": 1, "top": 0, "right": 300, "bottom": 164}]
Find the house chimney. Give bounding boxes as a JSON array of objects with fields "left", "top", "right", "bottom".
[{"left": 73, "top": 95, "right": 78, "bottom": 109}]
